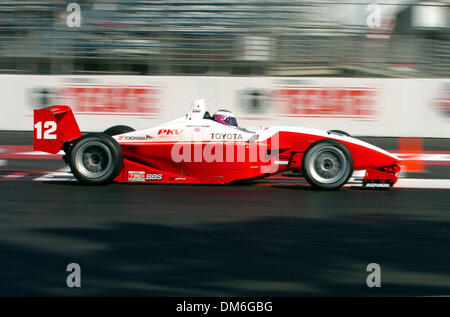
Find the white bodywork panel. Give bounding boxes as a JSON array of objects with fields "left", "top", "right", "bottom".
[{"left": 114, "top": 99, "right": 399, "bottom": 162}]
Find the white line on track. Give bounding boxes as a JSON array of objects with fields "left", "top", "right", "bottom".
[
  {"left": 394, "top": 178, "right": 450, "bottom": 189},
  {"left": 393, "top": 153, "right": 450, "bottom": 162},
  {"left": 3, "top": 174, "right": 24, "bottom": 178},
  {"left": 15, "top": 150, "right": 65, "bottom": 156},
  {"left": 33, "top": 171, "right": 74, "bottom": 182}
]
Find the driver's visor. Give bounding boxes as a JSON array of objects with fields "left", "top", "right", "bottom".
[{"left": 225, "top": 117, "right": 238, "bottom": 127}]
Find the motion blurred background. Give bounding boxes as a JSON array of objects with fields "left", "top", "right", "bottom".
[
  {"left": 0, "top": 0, "right": 448, "bottom": 77},
  {"left": 0, "top": 0, "right": 448, "bottom": 136}
]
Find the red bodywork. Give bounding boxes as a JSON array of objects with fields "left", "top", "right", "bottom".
[
  {"left": 33, "top": 106, "right": 401, "bottom": 187},
  {"left": 33, "top": 106, "right": 82, "bottom": 154},
  {"left": 113, "top": 132, "right": 401, "bottom": 186}
]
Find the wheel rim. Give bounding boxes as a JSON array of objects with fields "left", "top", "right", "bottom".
[
  {"left": 308, "top": 146, "right": 348, "bottom": 184},
  {"left": 74, "top": 141, "right": 112, "bottom": 179}
]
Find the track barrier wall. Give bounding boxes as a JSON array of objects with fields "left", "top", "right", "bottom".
[{"left": 0, "top": 75, "right": 449, "bottom": 138}]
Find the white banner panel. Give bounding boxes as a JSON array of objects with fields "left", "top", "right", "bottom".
[{"left": 0, "top": 75, "right": 448, "bottom": 137}]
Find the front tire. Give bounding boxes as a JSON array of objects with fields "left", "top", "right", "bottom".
[
  {"left": 69, "top": 133, "right": 123, "bottom": 185},
  {"left": 303, "top": 140, "right": 353, "bottom": 190}
]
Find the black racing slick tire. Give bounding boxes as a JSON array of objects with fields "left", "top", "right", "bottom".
[
  {"left": 302, "top": 140, "right": 353, "bottom": 190},
  {"left": 104, "top": 125, "right": 135, "bottom": 136},
  {"left": 69, "top": 133, "right": 123, "bottom": 185}
]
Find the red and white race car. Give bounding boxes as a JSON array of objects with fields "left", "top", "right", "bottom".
[{"left": 33, "top": 99, "right": 401, "bottom": 189}]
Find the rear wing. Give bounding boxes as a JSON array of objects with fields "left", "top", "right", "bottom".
[{"left": 33, "top": 106, "right": 82, "bottom": 154}]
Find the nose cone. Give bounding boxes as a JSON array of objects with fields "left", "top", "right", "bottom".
[
  {"left": 364, "top": 150, "right": 399, "bottom": 169},
  {"left": 344, "top": 138, "right": 401, "bottom": 170},
  {"left": 383, "top": 152, "right": 401, "bottom": 165},
  {"left": 392, "top": 153, "right": 401, "bottom": 164}
]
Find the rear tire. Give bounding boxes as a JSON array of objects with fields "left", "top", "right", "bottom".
[
  {"left": 69, "top": 133, "right": 123, "bottom": 185},
  {"left": 303, "top": 140, "right": 353, "bottom": 190},
  {"left": 328, "top": 130, "right": 351, "bottom": 137},
  {"left": 104, "top": 125, "right": 135, "bottom": 136}
]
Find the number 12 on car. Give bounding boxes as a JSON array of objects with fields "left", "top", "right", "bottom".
[{"left": 34, "top": 121, "right": 57, "bottom": 139}]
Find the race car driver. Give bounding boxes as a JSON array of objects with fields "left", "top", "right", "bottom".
[{"left": 212, "top": 109, "right": 238, "bottom": 128}]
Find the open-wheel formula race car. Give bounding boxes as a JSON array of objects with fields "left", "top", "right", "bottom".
[{"left": 33, "top": 99, "right": 401, "bottom": 189}]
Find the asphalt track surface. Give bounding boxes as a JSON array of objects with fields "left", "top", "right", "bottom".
[{"left": 0, "top": 132, "right": 449, "bottom": 296}]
